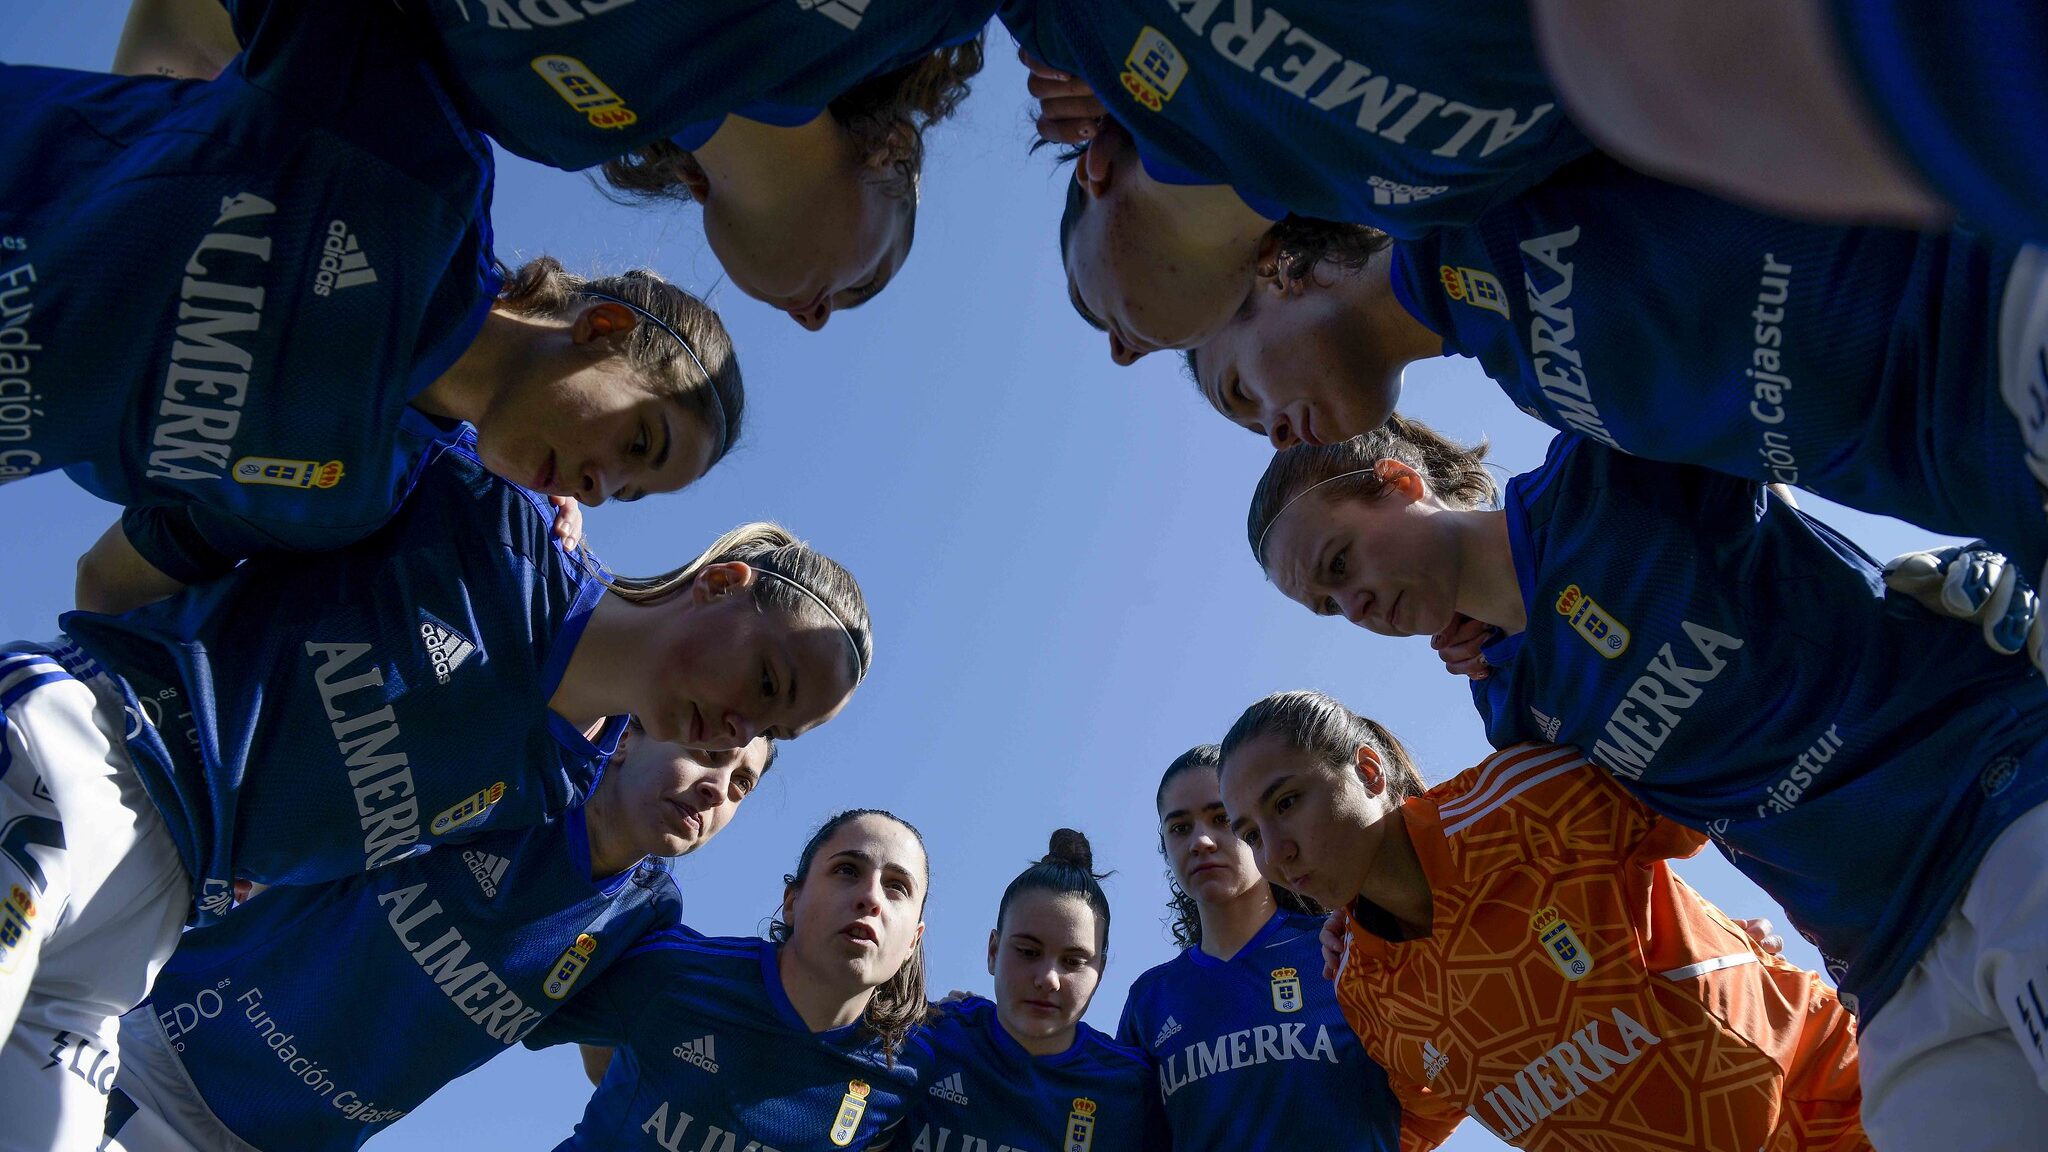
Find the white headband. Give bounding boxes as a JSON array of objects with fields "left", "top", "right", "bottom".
[
  {"left": 1254, "top": 468, "right": 1381, "bottom": 563},
  {"left": 757, "top": 568, "right": 867, "bottom": 684}
]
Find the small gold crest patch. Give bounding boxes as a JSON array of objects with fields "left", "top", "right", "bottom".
[
  {"left": 1065, "top": 1097, "right": 1098, "bottom": 1152},
  {"left": 430, "top": 781, "right": 507, "bottom": 837},
  {"left": 1532, "top": 906, "right": 1592, "bottom": 981},
  {"left": 0, "top": 884, "right": 37, "bottom": 973},
  {"left": 1555, "top": 584, "right": 1631, "bottom": 658},
  {"left": 828, "top": 1079, "right": 870, "bottom": 1146},
  {"left": 530, "top": 55, "right": 639, "bottom": 129},
  {"left": 1270, "top": 966, "right": 1303, "bottom": 1013},
  {"left": 233, "top": 457, "right": 344, "bottom": 489},
  {"left": 543, "top": 933, "right": 598, "bottom": 1000},
  {"left": 1438, "top": 265, "right": 1510, "bottom": 318},
  {"left": 1118, "top": 27, "right": 1187, "bottom": 112}
]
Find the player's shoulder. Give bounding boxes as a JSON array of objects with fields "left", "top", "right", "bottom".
[
  {"left": 1070, "top": 1020, "right": 1154, "bottom": 1078},
  {"left": 1430, "top": 743, "right": 1600, "bottom": 836}
]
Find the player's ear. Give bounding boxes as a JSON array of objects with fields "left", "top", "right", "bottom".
[
  {"left": 986, "top": 929, "right": 999, "bottom": 976},
  {"left": 1374, "top": 458, "right": 1427, "bottom": 503},
  {"left": 1353, "top": 742, "right": 1386, "bottom": 795}
]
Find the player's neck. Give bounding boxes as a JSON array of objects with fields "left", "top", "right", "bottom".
[
  {"left": 693, "top": 113, "right": 844, "bottom": 208},
  {"left": 549, "top": 594, "right": 644, "bottom": 730},
  {"left": 1357, "top": 245, "right": 1443, "bottom": 368},
  {"left": 1452, "top": 510, "right": 1527, "bottom": 635},
  {"left": 413, "top": 307, "right": 526, "bottom": 426},
  {"left": 1354, "top": 806, "right": 1432, "bottom": 939},
  {"left": 580, "top": 771, "right": 641, "bottom": 880},
  {"left": 777, "top": 945, "right": 872, "bottom": 1034},
  {"left": 1197, "top": 884, "right": 1278, "bottom": 960}
]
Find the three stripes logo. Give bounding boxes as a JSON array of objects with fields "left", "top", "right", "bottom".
[
  {"left": 796, "top": 0, "right": 868, "bottom": 31},
  {"left": 1153, "top": 1015, "right": 1182, "bottom": 1047},
  {"left": 671, "top": 1034, "right": 720, "bottom": 1073},
  {"left": 926, "top": 1071, "right": 968, "bottom": 1105},
  {"left": 463, "top": 850, "right": 508, "bottom": 898},
  {"left": 419, "top": 612, "right": 478, "bottom": 685},
  {"left": 313, "top": 220, "right": 379, "bottom": 296}
]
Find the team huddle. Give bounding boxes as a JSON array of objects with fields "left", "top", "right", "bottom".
[{"left": 2, "top": 0, "right": 2045, "bottom": 1150}]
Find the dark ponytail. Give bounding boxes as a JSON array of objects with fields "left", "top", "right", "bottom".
[
  {"left": 1218, "top": 691, "right": 1428, "bottom": 803},
  {"left": 997, "top": 828, "right": 1112, "bottom": 952},
  {"left": 1155, "top": 746, "right": 1324, "bottom": 950},
  {"left": 769, "top": 809, "right": 929, "bottom": 1058}
]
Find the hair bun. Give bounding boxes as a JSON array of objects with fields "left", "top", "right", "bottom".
[{"left": 1045, "top": 828, "right": 1093, "bottom": 871}]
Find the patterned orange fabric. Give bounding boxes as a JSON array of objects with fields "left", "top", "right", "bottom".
[{"left": 1332, "top": 744, "right": 1868, "bottom": 1152}]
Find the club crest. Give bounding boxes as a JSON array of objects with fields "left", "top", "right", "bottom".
[
  {"left": 828, "top": 1079, "right": 870, "bottom": 1146},
  {"left": 1065, "top": 1097, "right": 1097, "bottom": 1152},
  {"left": 1532, "top": 906, "right": 1592, "bottom": 981},
  {"left": 1555, "top": 584, "right": 1630, "bottom": 658},
  {"left": 1270, "top": 966, "right": 1303, "bottom": 1013}
]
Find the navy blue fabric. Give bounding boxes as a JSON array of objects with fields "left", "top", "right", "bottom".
[
  {"left": 529, "top": 929, "right": 919, "bottom": 1152},
  {"left": 0, "top": 0, "right": 496, "bottom": 582},
  {"left": 1828, "top": 0, "right": 2048, "bottom": 245},
  {"left": 1000, "top": 0, "right": 1589, "bottom": 237},
  {"left": 903, "top": 995, "right": 1167, "bottom": 1152},
  {"left": 1394, "top": 153, "right": 2044, "bottom": 574},
  {"left": 1473, "top": 434, "right": 2048, "bottom": 1019},
  {"left": 406, "top": 0, "right": 997, "bottom": 171},
  {"left": 138, "top": 809, "right": 680, "bottom": 1151},
  {"left": 1115, "top": 911, "right": 1400, "bottom": 1151},
  {"left": 59, "top": 441, "right": 618, "bottom": 924}
]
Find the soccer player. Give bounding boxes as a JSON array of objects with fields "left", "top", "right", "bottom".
[
  {"left": 121, "top": 0, "right": 993, "bottom": 329},
  {"left": 1245, "top": 420, "right": 2048, "bottom": 1147},
  {"left": 903, "top": 829, "right": 1165, "bottom": 1152},
  {"left": 1117, "top": 745, "right": 1402, "bottom": 1152},
  {"left": 98, "top": 730, "right": 774, "bottom": 1152},
  {"left": 0, "top": 439, "right": 872, "bottom": 1149},
  {"left": 1000, "top": 0, "right": 1591, "bottom": 360},
  {"left": 1185, "top": 152, "right": 2048, "bottom": 594},
  {"left": 5, "top": 8, "right": 744, "bottom": 613},
  {"left": 1528, "top": 0, "right": 2048, "bottom": 248},
  {"left": 1218, "top": 690, "right": 1870, "bottom": 1150},
  {"left": 528, "top": 809, "right": 932, "bottom": 1152}
]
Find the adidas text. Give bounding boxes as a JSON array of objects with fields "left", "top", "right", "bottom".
[
  {"left": 314, "top": 221, "right": 379, "bottom": 297},
  {"left": 671, "top": 1035, "right": 720, "bottom": 1073}
]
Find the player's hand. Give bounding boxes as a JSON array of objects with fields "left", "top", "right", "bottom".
[
  {"left": 939, "top": 988, "right": 980, "bottom": 1004},
  {"left": 1882, "top": 542, "right": 2043, "bottom": 667},
  {"left": 549, "top": 495, "right": 585, "bottom": 552},
  {"left": 1021, "top": 47, "right": 1107, "bottom": 145},
  {"left": 1431, "top": 614, "right": 1499, "bottom": 680},
  {"left": 1737, "top": 917, "right": 1783, "bottom": 956},
  {"left": 1319, "top": 911, "right": 1348, "bottom": 980}
]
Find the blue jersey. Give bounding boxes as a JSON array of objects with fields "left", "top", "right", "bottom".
[
  {"left": 0, "top": 0, "right": 498, "bottom": 583},
  {"left": 1827, "top": 0, "right": 2048, "bottom": 245},
  {"left": 528, "top": 929, "right": 919, "bottom": 1152},
  {"left": 1472, "top": 433, "right": 2048, "bottom": 1020},
  {"left": 999, "top": 0, "right": 1589, "bottom": 237},
  {"left": 135, "top": 808, "right": 680, "bottom": 1151},
  {"left": 55, "top": 440, "right": 618, "bottom": 924},
  {"left": 1114, "top": 911, "right": 1400, "bottom": 1152},
  {"left": 1394, "top": 153, "right": 2047, "bottom": 575},
  {"left": 405, "top": 0, "right": 996, "bottom": 171},
  {"left": 902, "top": 995, "right": 1166, "bottom": 1152}
]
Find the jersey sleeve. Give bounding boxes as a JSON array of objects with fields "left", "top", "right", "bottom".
[
  {"left": 1436, "top": 745, "right": 1704, "bottom": 877},
  {"left": 1389, "top": 1077, "right": 1465, "bottom": 1152},
  {"left": 121, "top": 503, "right": 268, "bottom": 585},
  {"left": 1113, "top": 984, "right": 1147, "bottom": 1051},
  {"left": 522, "top": 962, "right": 630, "bottom": 1050}
]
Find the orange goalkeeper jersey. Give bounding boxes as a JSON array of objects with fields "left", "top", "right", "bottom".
[{"left": 1333, "top": 744, "right": 1868, "bottom": 1152}]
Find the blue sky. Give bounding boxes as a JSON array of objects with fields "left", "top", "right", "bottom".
[{"left": 3, "top": 5, "right": 1964, "bottom": 1149}]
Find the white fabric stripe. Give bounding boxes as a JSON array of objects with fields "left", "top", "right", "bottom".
[
  {"left": 1441, "top": 759, "right": 1587, "bottom": 836},
  {"left": 1658, "top": 952, "right": 1760, "bottom": 981},
  {"left": 0, "top": 658, "right": 65, "bottom": 699},
  {"left": 1438, "top": 745, "right": 1586, "bottom": 822}
]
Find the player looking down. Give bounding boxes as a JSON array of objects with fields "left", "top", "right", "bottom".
[
  {"left": 529, "top": 809, "right": 932, "bottom": 1152},
  {"left": 99, "top": 732, "right": 776, "bottom": 1152},
  {"left": 4, "top": 5, "right": 744, "bottom": 614},
  {"left": 0, "top": 442, "right": 872, "bottom": 1149},
  {"left": 1186, "top": 152, "right": 2048, "bottom": 617},
  {"left": 1245, "top": 419, "right": 2048, "bottom": 1146},
  {"left": 1115, "top": 745, "right": 1403, "bottom": 1152},
  {"left": 903, "top": 829, "right": 1166, "bottom": 1152},
  {"left": 1218, "top": 690, "right": 1870, "bottom": 1150}
]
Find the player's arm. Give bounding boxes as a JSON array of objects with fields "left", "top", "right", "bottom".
[
  {"left": 1391, "top": 1078, "right": 1465, "bottom": 1151},
  {"left": 113, "top": 0, "right": 239, "bottom": 79},
  {"left": 75, "top": 519, "right": 187, "bottom": 616},
  {"left": 578, "top": 1045, "right": 613, "bottom": 1087}
]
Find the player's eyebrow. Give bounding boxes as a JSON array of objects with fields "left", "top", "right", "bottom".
[
  {"left": 1230, "top": 776, "right": 1295, "bottom": 835},
  {"left": 652, "top": 408, "right": 672, "bottom": 470}
]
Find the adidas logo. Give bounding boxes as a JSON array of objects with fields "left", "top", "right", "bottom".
[
  {"left": 463, "top": 850, "right": 508, "bottom": 898},
  {"left": 1529, "top": 707, "right": 1562, "bottom": 742},
  {"left": 419, "top": 613, "right": 477, "bottom": 685},
  {"left": 1422, "top": 1040, "right": 1450, "bottom": 1081},
  {"left": 671, "top": 1035, "right": 720, "bottom": 1073},
  {"left": 796, "top": 0, "right": 866, "bottom": 31},
  {"left": 1367, "top": 174, "right": 1449, "bottom": 206},
  {"left": 927, "top": 1071, "right": 968, "bottom": 1106},
  {"left": 313, "top": 220, "right": 379, "bottom": 296},
  {"left": 1154, "top": 1016, "right": 1182, "bottom": 1047}
]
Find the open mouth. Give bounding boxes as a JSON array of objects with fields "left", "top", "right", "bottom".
[{"left": 841, "top": 922, "right": 879, "bottom": 946}]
